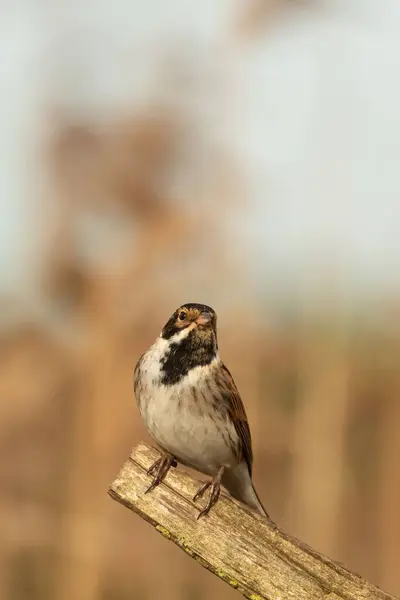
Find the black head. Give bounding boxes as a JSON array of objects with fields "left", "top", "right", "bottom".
[
  {"left": 161, "top": 303, "right": 217, "bottom": 340},
  {"left": 159, "top": 303, "right": 218, "bottom": 385}
]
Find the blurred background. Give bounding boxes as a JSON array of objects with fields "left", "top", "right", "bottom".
[{"left": 1, "top": 1, "right": 400, "bottom": 599}]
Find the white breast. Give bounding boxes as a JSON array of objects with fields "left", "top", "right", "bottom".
[{"left": 135, "top": 338, "right": 239, "bottom": 475}]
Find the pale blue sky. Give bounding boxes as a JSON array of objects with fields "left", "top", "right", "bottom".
[{"left": 1, "top": 0, "right": 400, "bottom": 309}]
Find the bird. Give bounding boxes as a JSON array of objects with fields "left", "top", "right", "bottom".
[{"left": 134, "top": 302, "right": 269, "bottom": 519}]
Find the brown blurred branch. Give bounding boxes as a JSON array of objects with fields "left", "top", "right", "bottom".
[{"left": 109, "top": 443, "right": 397, "bottom": 600}]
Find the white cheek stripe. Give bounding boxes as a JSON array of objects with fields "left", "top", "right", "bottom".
[{"left": 159, "top": 324, "right": 196, "bottom": 345}]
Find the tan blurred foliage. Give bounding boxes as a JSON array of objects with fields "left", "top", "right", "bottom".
[{"left": 1, "top": 85, "right": 400, "bottom": 600}]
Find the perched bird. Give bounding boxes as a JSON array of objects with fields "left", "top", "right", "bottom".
[{"left": 134, "top": 303, "right": 269, "bottom": 519}]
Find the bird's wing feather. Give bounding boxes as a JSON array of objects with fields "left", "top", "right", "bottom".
[{"left": 219, "top": 363, "right": 253, "bottom": 474}]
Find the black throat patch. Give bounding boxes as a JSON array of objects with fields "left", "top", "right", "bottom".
[{"left": 160, "top": 329, "right": 217, "bottom": 386}]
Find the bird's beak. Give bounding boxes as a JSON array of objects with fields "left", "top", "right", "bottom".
[{"left": 196, "top": 311, "right": 213, "bottom": 326}]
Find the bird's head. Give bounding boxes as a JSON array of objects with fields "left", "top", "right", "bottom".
[{"left": 161, "top": 303, "right": 217, "bottom": 341}]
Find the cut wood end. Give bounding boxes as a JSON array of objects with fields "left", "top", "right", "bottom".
[{"left": 108, "top": 442, "right": 398, "bottom": 600}]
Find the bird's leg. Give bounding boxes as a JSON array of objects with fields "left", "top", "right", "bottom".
[
  {"left": 145, "top": 452, "right": 177, "bottom": 493},
  {"left": 193, "top": 466, "right": 225, "bottom": 519}
]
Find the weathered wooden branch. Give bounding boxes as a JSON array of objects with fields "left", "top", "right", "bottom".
[{"left": 109, "top": 442, "right": 397, "bottom": 600}]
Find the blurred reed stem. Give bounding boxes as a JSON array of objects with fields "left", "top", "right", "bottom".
[{"left": 289, "top": 300, "right": 350, "bottom": 557}]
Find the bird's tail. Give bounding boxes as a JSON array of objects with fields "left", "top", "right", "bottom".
[
  {"left": 248, "top": 482, "right": 269, "bottom": 518},
  {"left": 222, "top": 463, "right": 269, "bottom": 519}
]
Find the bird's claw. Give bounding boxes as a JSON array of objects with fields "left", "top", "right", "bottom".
[
  {"left": 193, "top": 480, "right": 211, "bottom": 503},
  {"left": 147, "top": 457, "right": 162, "bottom": 476},
  {"left": 145, "top": 454, "right": 176, "bottom": 493},
  {"left": 193, "top": 467, "right": 224, "bottom": 519}
]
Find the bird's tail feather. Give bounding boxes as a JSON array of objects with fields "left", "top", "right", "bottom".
[
  {"left": 250, "top": 483, "right": 269, "bottom": 518},
  {"left": 222, "top": 463, "right": 269, "bottom": 519}
]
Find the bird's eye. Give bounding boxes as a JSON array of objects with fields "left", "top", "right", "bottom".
[{"left": 178, "top": 311, "right": 186, "bottom": 321}]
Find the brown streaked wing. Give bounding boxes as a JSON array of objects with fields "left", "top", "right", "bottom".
[{"left": 219, "top": 363, "right": 253, "bottom": 474}]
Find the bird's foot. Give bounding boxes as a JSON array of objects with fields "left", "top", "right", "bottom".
[
  {"left": 193, "top": 466, "right": 224, "bottom": 519},
  {"left": 145, "top": 453, "right": 177, "bottom": 493},
  {"left": 193, "top": 480, "right": 211, "bottom": 503}
]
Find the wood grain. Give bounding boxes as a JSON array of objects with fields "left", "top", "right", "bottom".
[{"left": 109, "top": 442, "right": 398, "bottom": 600}]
